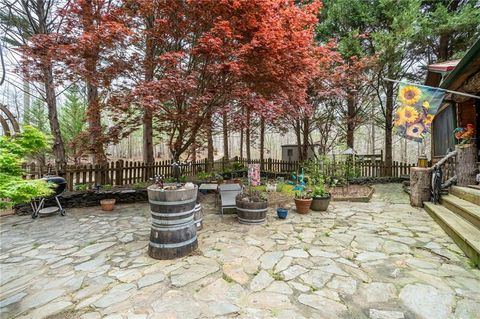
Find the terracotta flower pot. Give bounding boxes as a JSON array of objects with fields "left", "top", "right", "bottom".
[
  {"left": 294, "top": 198, "right": 312, "bottom": 214},
  {"left": 100, "top": 199, "right": 116, "bottom": 211}
]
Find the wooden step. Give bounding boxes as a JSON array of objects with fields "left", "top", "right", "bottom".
[
  {"left": 450, "top": 186, "right": 480, "bottom": 206},
  {"left": 424, "top": 202, "right": 480, "bottom": 267},
  {"left": 441, "top": 194, "right": 480, "bottom": 229}
]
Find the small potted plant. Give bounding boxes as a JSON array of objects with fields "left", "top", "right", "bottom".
[
  {"left": 98, "top": 184, "right": 116, "bottom": 211},
  {"left": 277, "top": 207, "right": 288, "bottom": 219},
  {"left": 310, "top": 181, "right": 331, "bottom": 212},
  {"left": 236, "top": 187, "right": 268, "bottom": 224},
  {"left": 294, "top": 190, "right": 312, "bottom": 214}
]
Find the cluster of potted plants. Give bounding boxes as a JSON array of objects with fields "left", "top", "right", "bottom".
[{"left": 293, "top": 174, "right": 331, "bottom": 214}]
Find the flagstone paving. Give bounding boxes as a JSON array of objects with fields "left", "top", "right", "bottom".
[{"left": 1, "top": 184, "right": 479, "bottom": 319}]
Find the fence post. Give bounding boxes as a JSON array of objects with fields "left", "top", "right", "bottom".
[{"left": 116, "top": 160, "right": 124, "bottom": 186}]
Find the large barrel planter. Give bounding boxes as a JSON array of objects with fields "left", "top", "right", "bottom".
[
  {"left": 310, "top": 194, "right": 331, "bottom": 211},
  {"left": 147, "top": 185, "right": 198, "bottom": 260},
  {"left": 194, "top": 203, "right": 203, "bottom": 230},
  {"left": 236, "top": 200, "right": 268, "bottom": 225}
]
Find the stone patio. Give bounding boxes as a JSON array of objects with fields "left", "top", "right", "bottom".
[{"left": 1, "top": 184, "right": 479, "bottom": 319}]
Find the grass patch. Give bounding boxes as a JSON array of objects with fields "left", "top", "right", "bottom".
[
  {"left": 467, "top": 259, "right": 478, "bottom": 269},
  {"left": 271, "top": 272, "right": 285, "bottom": 281},
  {"left": 32, "top": 243, "right": 40, "bottom": 249},
  {"left": 271, "top": 309, "right": 280, "bottom": 317},
  {"left": 222, "top": 274, "right": 234, "bottom": 283}
]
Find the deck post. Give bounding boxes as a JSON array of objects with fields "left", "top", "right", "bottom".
[{"left": 456, "top": 144, "right": 477, "bottom": 186}]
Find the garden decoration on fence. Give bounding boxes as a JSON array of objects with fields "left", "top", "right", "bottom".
[{"left": 248, "top": 164, "right": 261, "bottom": 186}]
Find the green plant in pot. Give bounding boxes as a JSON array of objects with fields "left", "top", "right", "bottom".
[
  {"left": 294, "top": 190, "right": 312, "bottom": 214},
  {"left": 236, "top": 187, "right": 268, "bottom": 224},
  {"left": 310, "top": 179, "right": 331, "bottom": 212}
]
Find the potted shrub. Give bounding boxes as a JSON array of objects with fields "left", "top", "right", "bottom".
[
  {"left": 310, "top": 183, "right": 331, "bottom": 212},
  {"left": 236, "top": 187, "right": 268, "bottom": 224},
  {"left": 294, "top": 190, "right": 312, "bottom": 214}
]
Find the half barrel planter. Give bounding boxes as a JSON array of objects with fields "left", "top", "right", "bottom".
[
  {"left": 147, "top": 185, "right": 198, "bottom": 260},
  {"left": 236, "top": 200, "right": 268, "bottom": 225}
]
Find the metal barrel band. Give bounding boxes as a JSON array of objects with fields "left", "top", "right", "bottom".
[
  {"left": 149, "top": 236, "right": 197, "bottom": 249},
  {"left": 236, "top": 207, "right": 268, "bottom": 212},
  {"left": 151, "top": 221, "right": 194, "bottom": 231},
  {"left": 238, "top": 217, "right": 265, "bottom": 224},
  {"left": 150, "top": 207, "right": 195, "bottom": 218},
  {"left": 151, "top": 215, "right": 194, "bottom": 225},
  {"left": 148, "top": 197, "right": 196, "bottom": 206}
]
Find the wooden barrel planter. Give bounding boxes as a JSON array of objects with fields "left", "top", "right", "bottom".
[
  {"left": 147, "top": 185, "right": 198, "bottom": 260},
  {"left": 194, "top": 203, "right": 203, "bottom": 230},
  {"left": 236, "top": 200, "right": 268, "bottom": 225}
]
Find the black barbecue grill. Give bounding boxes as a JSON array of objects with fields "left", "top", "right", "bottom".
[{"left": 31, "top": 176, "right": 67, "bottom": 219}]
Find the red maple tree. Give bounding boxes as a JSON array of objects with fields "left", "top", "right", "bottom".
[
  {"left": 109, "top": 0, "right": 322, "bottom": 162},
  {"left": 23, "top": 0, "right": 132, "bottom": 164}
]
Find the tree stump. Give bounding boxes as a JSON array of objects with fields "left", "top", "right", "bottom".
[
  {"left": 456, "top": 144, "right": 478, "bottom": 186},
  {"left": 410, "top": 167, "right": 431, "bottom": 207}
]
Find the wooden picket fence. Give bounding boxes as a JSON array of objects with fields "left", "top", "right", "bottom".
[{"left": 22, "top": 157, "right": 414, "bottom": 190}]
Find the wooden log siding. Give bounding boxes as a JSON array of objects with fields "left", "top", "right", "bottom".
[{"left": 22, "top": 157, "right": 415, "bottom": 190}]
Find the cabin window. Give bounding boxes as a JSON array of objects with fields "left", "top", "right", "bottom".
[{"left": 433, "top": 104, "right": 456, "bottom": 157}]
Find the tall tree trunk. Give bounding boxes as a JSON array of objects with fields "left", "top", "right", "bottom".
[
  {"left": 371, "top": 103, "right": 375, "bottom": 154},
  {"left": 142, "top": 27, "right": 155, "bottom": 163},
  {"left": 302, "top": 116, "right": 310, "bottom": 161},
  {"left": 384, "top": 80, "right": 394, "bottom": 176},
  {"left": 437, "top": 1, "right": 459, "bottom": 61},
  {"left": 240, "top": 127, "right": 244, "bottom": 159},
  {"left": 43, "top": 65, "right": 66, "bottom": 169},
  {"left": 86, "top": 83, "right": 107, "bottom": 164},
  {"left": 222, "top": 112, "right": 229, "bottom": 160},
  {"left": 246, "top": 109, "right": 251, "bottom": 161},
  {"left": 295, "top": 119, "right": 302, "bottom": 162},
  {"left": 346, "top": 94, "right": 355, "bottom": 149},
  {"left": 206, "top": 113, "right": 214, "bottom": 172},
  {"left": 23, "top": 80, "right": 30, "bottom": 123},
  {"left": 36, "top": 3, "right": 66, "bottom": 169},
  {"left": 259, "top": 116, "right": 265, "bottom": 170}
]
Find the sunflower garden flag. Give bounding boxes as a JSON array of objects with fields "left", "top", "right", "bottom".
[{"left": 394, "top": 83, "right": 445, "bottom": 142}]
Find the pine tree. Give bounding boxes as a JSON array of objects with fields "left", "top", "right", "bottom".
[
  {"left": 59, "top": 87, "right": 87, "bottom": 163},
  {"left": 24, "top": 99, "right": 50, "bottom": 134}
]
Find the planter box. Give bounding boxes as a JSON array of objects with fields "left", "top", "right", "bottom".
[{"left": 331, "top": 186, "right": 375, "bottom": 202}]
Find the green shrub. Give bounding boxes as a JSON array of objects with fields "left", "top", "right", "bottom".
[
  {"left": 102, "top": 184, "right": 113, "bottom": 191},
  {"left": 0, "top": 126, "right": 53, "bottom": 208},
  {"left": 74, "top": 184, "right": 88, "bottom": 191}
]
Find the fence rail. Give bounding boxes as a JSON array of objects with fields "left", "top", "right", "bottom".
[{"left": 22, "top": 157, "right": 414, "bottom": 190}]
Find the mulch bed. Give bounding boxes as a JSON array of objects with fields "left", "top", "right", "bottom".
[{"left": 329, "top": 184, "right": 374, "bottom": 202}]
